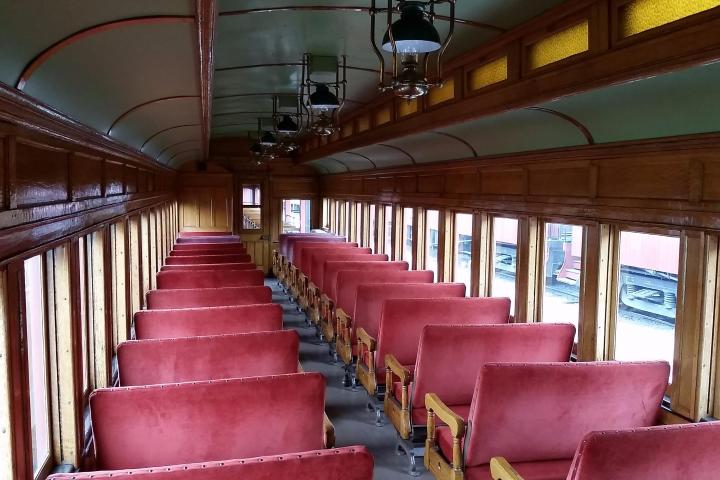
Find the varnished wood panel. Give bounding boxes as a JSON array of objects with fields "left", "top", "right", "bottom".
[
  {"left": 125, "top": 165, "right": 138, "bottom": 194},
  {"left": 418, "top": 174, "right": 445, "bottom": 194},
  {"left": 446, "top": 170, "right": 479, "bottom": 194},
  {"left": 597, "top": 157, "right": 689, "bottom": 200},
  {"left": 15, "top": 140, "right": 68, "bottom": 207},
  {"left": 480, "top": 168, "right": 524, "bottom": 196},
  {"left": 179, "top": 172, "right": 232, "bottom": 232},
  {"left": 395, "top": 175, "right": 417, "bottom": 193},
  {"left": 528, "top": 165, "right": 590, "bottom": 197},
  {"left": 105, "top": 161, "right": 124, "bottom": 196},
  {"left": 70, "top": 153, "right": 102, "bottom": 200}
]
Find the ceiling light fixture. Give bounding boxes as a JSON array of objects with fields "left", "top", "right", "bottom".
[
  {"left": 300, "top": 53, "right": 347, "bottom": 136},
  {"left": 370, "top": 0, "right": 455, "bottom": 99}
]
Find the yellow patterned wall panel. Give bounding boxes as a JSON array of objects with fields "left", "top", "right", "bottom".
[
  {"left": 468, "top": 56, "right": 508, "bottom": 91},
  {"left": 398, "top": 98, "right": 419, "bottom": 117},
  {"left": 428, "top": 77, "right": 456, "bottom": 106},
  {"left": 341, "top": 122, "right": 354, "bottom": 138},
  {"left": 620, "top": 0, "right": 720, "bottom": 37},
  {"left": 528, "top": 20, "right": 589, "bottom": 70},
  {"left": 357, "top": 115, "right": 370, "bottom": 133},
  {"left": 375, "top": 107, "right": 392, "bottom": 126}
]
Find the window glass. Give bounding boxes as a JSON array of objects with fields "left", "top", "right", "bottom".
[
  {"left": 425, "top": 210, "right": 439, "bottom": 280},
  {"left": 281, "top": 199, "right": 311, "bottom": 233},
  {"left": 322, "top": 199, "right": 329, "bottom": 229},
  {"left": 454, "top": 213, "right": 473, "bottom": 294},
  {"left": 24, "top": 255, "right": 51, "bottom": 476},
  {"left": 344, "top": 202, "right": 352, "bottom": 238},
  {"left": 542, "top": 223, "right": 583, "bottom": 341},
  {"left": 242, "top": 184, "right": 262, "bottom": 230},
  {"left": 492, "top": 217, "right": 518, "bottom": 314},
  {"left": 614, "top": 231, "right": 679, "bottom": 377},
  {"left": 384, "top": 205, "right": 393, "bottom": 257},
  {"left": 369, "top": 204, "right": 376, "bottom": 252},
  {"left": 334, "top": 200, "right": 341, "bottom": 233},
  {"left": 402, "top": 207, "right": 414, "bottom": 265}
]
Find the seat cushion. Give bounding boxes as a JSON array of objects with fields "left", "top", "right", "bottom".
[{"left": 465, "top": 460, "right": 572, "bottom": 480}]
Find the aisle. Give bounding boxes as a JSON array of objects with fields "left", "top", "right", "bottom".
[{"left": 268, "top": 280, "right": 433, "bottom": 479}]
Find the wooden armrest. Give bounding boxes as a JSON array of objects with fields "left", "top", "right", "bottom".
[
  {"left": 323, "top": 413, "right": 336, "bottom": 448},
  {"left": 335, "top": 307, "right": 351, "bottom": 340},
  {"left": 356, "top": 327, "right": 376, "bottom": 351},
  {"left": 425, "top": 393, "right": 465, "bottom": 439},
  {"left": 385, "top": 354, "right": 412, "bottom": 385},
  {"left": 490, "top": 458, "right": 524, "bottom": 480}
]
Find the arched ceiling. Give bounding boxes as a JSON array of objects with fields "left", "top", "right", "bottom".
[
  {"left": 307, "top": 60, "right": 720, "bottom": 173},
  {"left": 211, "top": 0, "right": 566, "bottom": 139}
]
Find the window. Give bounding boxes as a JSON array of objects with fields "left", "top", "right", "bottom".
[
  {"left": 24, "top": 255, "right": 51, "bottom": 477},
  {"left": 613, "top": 231, "right": 679, "bottom": 376},
  {"left": 110, "top": 222, "right": 128, "bottom": 351},
  {"left": 129, "top": 216, "right": 141, "bottom": 315},
  {"left": 282, "top": 199, "right": 311, "bottom": 233},
  {"left": 322, "top": 198, "right": 330, "bottom": 230},
  {"left": 541, "top": 223, "right": 583, "bottom": 341},
  {"left": 492, "top": 217, "right": 518, "bottom": 314},
  {"left": 78, "top": 237, "right": 90, "bottom": 396},
  {"left": 344, "top": 202, "right": 352, "bottom": 238},
  {"left": 369, "top": 204, "right": 376, "bottom": 252},
  {"left": 334, "top": 200, "right": 341, "bottom": 233},
  {"left": 454, "top": 213, "right": 473, "bottom": 294},
  {"left": 402, "top": 207, "right": 414, "bottom": 265},
  {"left": 384, "top": 205, "right": 393, "bottom": 257},
  {"left": 242, "top": 184, "right": 262, "bottom": 230},
  {"left": 425, "top": 210, "right": 439, "bottom": 280},
  {"left": 355, "top": 203, "right": 363, "bottom": 244}
]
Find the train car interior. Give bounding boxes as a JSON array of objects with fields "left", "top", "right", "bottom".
[{"left": 1, "top": 1, "right": 720, "bottom": 479}]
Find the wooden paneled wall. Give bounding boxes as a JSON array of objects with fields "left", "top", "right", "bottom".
[
  {"left": 321, "top": 134, "right": 720, "bottom": 231},
  {"left": 0, "top": 125, "right": 177, "bottom": 267},
  {"left": 178, "top": 168, "right": 233, "bottom": 232}
]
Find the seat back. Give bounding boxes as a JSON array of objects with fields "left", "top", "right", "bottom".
[
  {"left": 465, "top": 361, "right": 669, "bottom": 467},
  {"left": 161, "top": 262, "right": 256, "bottom": 271},
  {"left": 156, "top": 269, "right": 264, "bottom": 289},
  {"left": 335, "top": 266, "right": 421, "bottom": 314},
  {"left": 321, "top": 256, "right": 391, "bottom": 298},
  {"left": 165, "top": 254, "right": 252, "bottom": 265},
  {"left": 134, "top": 304, "right": 282, "bottom": 340},
  {"left": 118, "top": 331, "right": 299, "bottom": 386},
  {"left": 568, "top": 422, "right": 720, "bottom": 480},
  {"left": 308, "top": 251, "right": 374, "bottom": 290},
  {"left": 177, "top": 235, "right": 241, "bottom": 244},
  {"left": 173, "top": 242, "right": 246, "bottom": 252},
  {"left": 411, "top": 323, "right": 573, "bottom": 409},
  {"left": 48, "top": 446, "right": 374, "bottom": 480},
  {"left": 377, "top": 297, "right": 512, "bottom": 374},
  {"left": 293, "top": 242, "right": 359, "bottom": 274},
  {"left": 91, "top": 373, "right": 326, "bottom": 469},
  {"left": 279, "top": 233, "right": 339, "bottom": 258},
  {"left": 297, "top": 244, "right": 362, "bottom": 280},
  {"left": 286, "top": 235, "right": 344, "bottom": 262},
  {"left": 353, "top": 283, "right": 466, "bottom": 341},
  {"left": 146, "top": 286, "right": 271, "bottom": 309},
  {"left": 171, "top": 248, "right": 247, "bottom": 256},
  {"left": 179, "top": 231, "right": 232, "bottom": 237}
]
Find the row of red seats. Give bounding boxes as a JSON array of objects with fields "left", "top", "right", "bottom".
[
  {"left": 50, "top": 231, "right": 374, "bottom": 480},
  {"left": 274, "top": 232, "right": 719, "bottom": 479}
]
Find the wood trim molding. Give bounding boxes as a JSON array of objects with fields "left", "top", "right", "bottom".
[
  {"left": 197, "top": 0, "right": 218, "bottom": 161},
  {"left": 16, "top": 16, "right": 194, "bottom": 90},
  {"left": 525, "top": 107, "right": 595, "bottom": 144}
]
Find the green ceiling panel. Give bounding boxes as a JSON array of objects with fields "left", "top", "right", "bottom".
[
  {"left": 166, "top": 148, "right": 202, "bottom": 168},
  {"left": 0, "top": 0, "right": 193, "bottom": 86},
  {"left": 142, "top": 125, "right": 203, "bottom": 159},
  {"left": 22, "top": 23, "right": 199, "bottom": 133},
  {"left": 439, "top": 108, "right": 588, "bottom": 158},
  {"left": 157, "top": 139, "right": 203, "bottom": 164},
  {"left": 538, "top": 61, "right": 720, "bottom": 144}
]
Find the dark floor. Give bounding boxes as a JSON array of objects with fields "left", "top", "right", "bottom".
[{"left": 268, "top": 280, "right": 433, "bottom": 480}]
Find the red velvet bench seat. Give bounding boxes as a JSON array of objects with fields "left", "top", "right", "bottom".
[
  {"left": 118, "top": 330, "right": 299, "bottom": 386},
  {"left": 145, "top": 286, "right": 271, "bottom": 309},
  {"left": 48, "top": 446, "right": 374, "bottom": 480},
  {"left": 156, "top": 269, "right": 264, "bottom": 289},
  {"left": 425, "top": 361, "right": 669, "bottom": 480},
  {"left": 161, "top": 262, "right": 256, "bottom": 271},
  {"left": 165, "top": 253, "right": 252, "bottom": 265},
  {"left": 90, "top": 373, "right": 327, "bottom": 470},
  {"left": 133, "top": 304, "right": 282, "bottom": 339}
]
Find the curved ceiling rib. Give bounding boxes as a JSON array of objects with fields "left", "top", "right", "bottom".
[
  {"left": 345, "top": 151, "right": 377, "bottom": 169},
  {"left": 140, "top": 123, "right": 202, "bottom": 150},
  {"left": 106, "top": 95, "right": 200, "bottom": 134},
  {"left": 15, "top": 16, "right": 194, "bottom": 90},
  {"left": 525, "top": 107, "right": 595, "bottom": 145},
  {"left": 166, "top": 147, "right": 202, "bottom": 166},
  {"left": 431, "top": 131, "right": 478, "bottom": 157},
  {"left": 218, "top": 6, "right": 506, "bottom": 32},
  {"left": 327, "top": 157, "right": 351, "bottom": 172},
  {"left": 377, "top": 143, "right": 416, "bottom": 164},
  {"left": 156, "top": 139, "right": 203, "bottom": 161}
]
